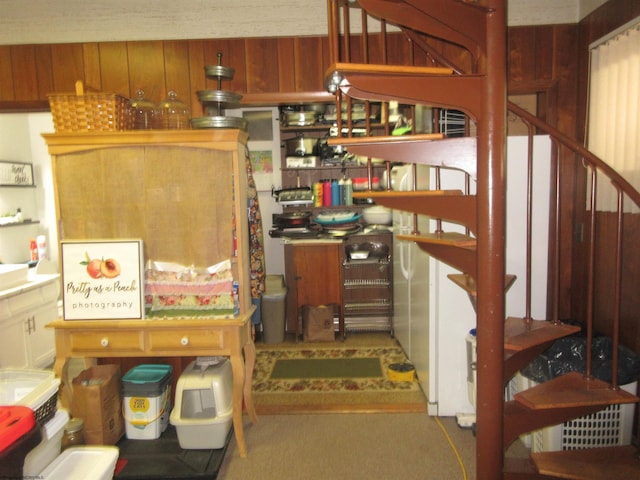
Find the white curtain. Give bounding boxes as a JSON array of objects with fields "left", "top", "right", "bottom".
[{"left": 587, "top": 18, "right": 640, "bottom": 213}]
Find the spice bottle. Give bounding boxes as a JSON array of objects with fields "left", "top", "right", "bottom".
[
  {"left": 61, "top": 418, "right": 85, "bottom": 450},
  {"left": 30, "top": 239, "right": 39, "bottom": 262}
]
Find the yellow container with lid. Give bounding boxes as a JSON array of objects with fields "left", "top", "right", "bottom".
[{"left": 387, "top": 363, "right": 416, "bottom": 382}]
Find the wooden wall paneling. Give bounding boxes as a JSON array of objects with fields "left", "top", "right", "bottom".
[
  {"left": 508, "top": 27, "right": 537, "bottom": 83},
  {"left": 99, "top": 42, "right": 130, "bottom": 97},
  {"left": 245, "top": 37, "right": 279, "bottom": 93},
  {"left": 321, "top": 36, "right": 331, "bottom": 75},
  {"left": 81, "top": 43, "right": 102, "bottom": 92},
  {"left": 228, "top": 39, "right": 247, "bottom": 95},
  {"left": 0, "top": 46, "right": 15, "bottom": 101},
  {"left": 551, "top": 25, "right": 579, "bottom": 138},
  {"left": 34, "top": 45, "right": 54, "bottom": 101},
  {"left": 532, "top": 27, "right": 554, "bottom": 81},
  {"left": 50, "top": 44, "right": 85, "bottom": 92},
  {"left": 10, "top": 45, "right": 38, "bottom": 101},
  {"left": 187, "top": 40, "right": 206, "bottom": 119},
  {"left": 277, "top": 38, "right": 295, "bottom": 93},
  {"left": 163, "top": 40, "right": 192, "bottom": 114},
  {"left": 127, "top": 41, "right": 165, "bottom": 104},
  {"left": 293, "top": 37, "right": 324, "bottom": 92}
]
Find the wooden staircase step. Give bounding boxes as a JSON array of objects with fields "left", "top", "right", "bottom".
[
  {"left": 353, "top": 190, "right": 477, "bottom": 233},
  {"left": 396, "top": 231, "right": 476, "bottom": 248},
  {"left": 327, "top": 62, "right": 454, "bottom": 79},
  {"left": 329, "top": 135, "right": 477, "bottom": 179},
  {"left": 359, "top": 0, "right": 491, "bottom": 59},
  {"left": 531, "top": 445, "right": 640, "bottom": 480},
  {"left": 448, "top": 273, "right": 516, "bottom": 299},
  {"left": 396, "top": 231, "right": 476, "bottom": 278},
  {"left": 326, "top": 62, "right": 485, "bottom": 118},
  {"left": 504, "top": 316, "right": 581, "bottom": 353},
  {"left": 513, "top": 371, "right": 639, "bottom": 411}
]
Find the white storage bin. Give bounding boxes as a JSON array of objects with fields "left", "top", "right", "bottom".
[
  {"left": 0, "top": 368, "right": 60, "bottom": 424},
  {"left": 23, "top": 408, "right": 70, "bottom": 476},
  {"left": 39, "top": 445, "right": 119, "bottom": 480},
  {"left": 170, "top": 358, "right": 233, "bottom": 449},
  {"left": 508, "top": 373, "right": 637, "bottom": 452}
]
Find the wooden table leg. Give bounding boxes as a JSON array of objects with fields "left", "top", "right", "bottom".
[
  {"left": 230, "top": 349, "right": 248, "bottom": 457},
  {"left": 53, "top": 356, "right": 71, "bottom": 410},
  {"left": 243, "top": 338, "right": 258, "bottom": 424}
]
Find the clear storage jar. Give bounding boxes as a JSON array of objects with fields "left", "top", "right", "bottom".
[
  {"left": 128, "top": 89, "right": 155, "bottom": 130},
  {"left": 61, "top": 417, "right": 85, "bottom": 450},
  {"left": 155, "top": 90, "right": 190, "bottom": 129}
]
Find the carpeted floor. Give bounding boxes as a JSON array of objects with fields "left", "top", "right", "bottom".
[{"left": 252, "top": 332, "right": 428, "bottom": 414}]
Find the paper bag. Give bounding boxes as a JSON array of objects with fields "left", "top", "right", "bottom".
[
  {"left": 72, "top": 364, "right": 125, "bottom": 445},
  {"left": 302, "top": 304, "right": 336, "bottom": 342}
]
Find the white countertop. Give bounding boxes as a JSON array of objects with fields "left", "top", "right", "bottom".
[{"left": 0, "top": 273, "right": 60, "bottom": 300}]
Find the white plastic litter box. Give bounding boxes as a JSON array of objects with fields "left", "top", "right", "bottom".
[
  {"left": 38, "top": 445, "right": 119, "bottom": 480},
  {"left": 170, "top": 357, "right": 233, "bottom": 449}
]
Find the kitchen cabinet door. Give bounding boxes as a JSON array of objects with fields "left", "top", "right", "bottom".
[
  {"left": 284, "top": 242, "right": 343, "bottom": 337},
  {"left": 0, "top": 314, "right": 30, "bottom": 368},
  {"left": 27, "top": 303, "right": 57, "bottom": 368}
]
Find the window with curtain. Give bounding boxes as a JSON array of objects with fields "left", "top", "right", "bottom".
[{"left": 587, "top": 17, "right": 640, "bottom": 213}]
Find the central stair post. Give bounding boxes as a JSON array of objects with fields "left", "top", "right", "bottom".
[{"left": 475, "top": 1, "right": 508, "bottom": 478}]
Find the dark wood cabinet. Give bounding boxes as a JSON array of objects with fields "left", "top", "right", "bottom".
[{"left": 284, "top": 242, "right": 344, "bottom": 339}]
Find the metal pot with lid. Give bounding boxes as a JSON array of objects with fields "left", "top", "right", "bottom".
[{"left": 284, "top": 133, "right": 319, "bottom": 157}]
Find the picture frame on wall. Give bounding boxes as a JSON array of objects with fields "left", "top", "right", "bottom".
[
  {"left": 60, "top": 239, "right": 145, "bottom": 320},
  {"left": 0, "top": 161, "right": 35, "bottom": 186}
]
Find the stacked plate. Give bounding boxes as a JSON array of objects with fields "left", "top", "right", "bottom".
[{"left": 314, "top": 211, "right": 362, "bottom": 236}]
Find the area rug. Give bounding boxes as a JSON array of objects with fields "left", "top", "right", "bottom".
[{"left": 252, "top": 345, "right": 428, "bottom": 414}]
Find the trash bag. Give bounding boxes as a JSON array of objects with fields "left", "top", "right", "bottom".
[{"left": 521, "top": 334, "right": 640, "bottom": 385}]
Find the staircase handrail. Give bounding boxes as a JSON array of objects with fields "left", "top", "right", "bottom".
[{"left": 507, "top": 101, "right": 640, "bottom": 209}]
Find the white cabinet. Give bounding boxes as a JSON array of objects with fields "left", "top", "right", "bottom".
[{"left": 0, "top": 274, "right": 59, "bottom": 368}]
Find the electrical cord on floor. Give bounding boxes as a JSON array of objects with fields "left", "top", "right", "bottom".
[{"left": 434, "top": 416, "right": 468, "bottom": 480}]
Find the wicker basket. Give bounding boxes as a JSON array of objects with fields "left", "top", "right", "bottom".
[{"left": 48, "top": 80, "right": 132, "bottom": 132}]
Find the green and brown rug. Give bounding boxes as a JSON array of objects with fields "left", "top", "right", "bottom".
[{"left": 252, "top": 342, "right": 428, "bottom": 414}]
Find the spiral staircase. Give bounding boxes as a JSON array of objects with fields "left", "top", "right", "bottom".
[{"left": 324, "top": 1, "right": 640, "bottom": 478}]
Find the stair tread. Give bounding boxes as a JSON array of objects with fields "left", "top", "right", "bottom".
[
  {"left": 327, "top": 62, "right": 454, "bottom": 80},
  {"left": 514, "top": 371, "right": 639, "bottom": 410},
  {"left": 396, "top": 231, "right": 476, "bottom": 248},
  {"left": 504, "top": 316, "right": 580, "bottom": 352},
  {"left": 531, "top": 445, "right": 640, "bottom": 480},
  {"left": 328, "top": 136, "right": 478, "bottom": 180},
  {"left": 448, "top": 273, "right": 516, "bottom": 297},
  {"left": 327, "top": 132, "right": 445, "bottom": 146},
  {"left": 352, "top": 190, "right": 465, "bottom": 199}
]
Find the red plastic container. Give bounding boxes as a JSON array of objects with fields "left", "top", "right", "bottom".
[{"left": 0, "top": 406, "right": 42, "bottom": 478}]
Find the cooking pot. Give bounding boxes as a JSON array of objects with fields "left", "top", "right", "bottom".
[
  {"left": 283, "top": 111, "right": 318, "bottom": 126},
  {"left": 285, "top": 134, "right": 319, "bottom": 157},
  {"left": 273, "top": 211, "right": 312, "bottom": 228}
]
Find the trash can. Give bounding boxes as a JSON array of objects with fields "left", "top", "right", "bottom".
[{"left": 261, "top": 275, "right": 287, "bottom": 344}]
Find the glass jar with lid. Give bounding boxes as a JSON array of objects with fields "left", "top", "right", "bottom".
[
  {"left": 155, "top": 90, "right": 190, "bottom": 129},
  {"left": 128, "top": 89, "right": 155, "bottom": 130},
  {"left": 61, "top": 417, "right": 85, "bottom": 450}
]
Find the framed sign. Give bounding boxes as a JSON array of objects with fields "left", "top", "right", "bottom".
[
  {"left": 0, "top": 161, "right": 34, "bottom": 186},
  {"left": 61, "top": 239, "right": 145, "bottom": 320}
]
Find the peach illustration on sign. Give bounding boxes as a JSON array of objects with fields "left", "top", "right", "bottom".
[{"left": 81, "top": 252, "right": 121, "bottom": 279}]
